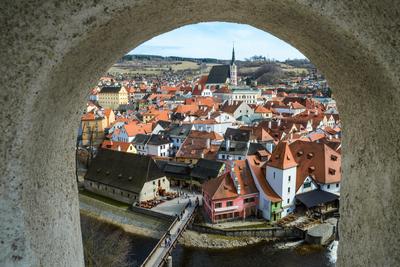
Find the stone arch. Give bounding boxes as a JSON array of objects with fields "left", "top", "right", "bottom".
[{"left": 1, "top": 0, "right": 399, "bottom": 266}]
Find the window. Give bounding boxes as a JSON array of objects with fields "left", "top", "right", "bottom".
[
  {"left": 304, "top": 181, "right": 311, "bottom": 188},
  {"left": 288, "top": 175, "right": 291, "bottom": 182},
  {"left": 327, "top": 184, "right": 331, "bottom": 189},
  {"left": 336, "top": 183, "right": 339, "bottom": 188},
  {"left": 227, "top": 201, "right": 233, "bottom": 207},
  {"left": 274, "top": 203, "right": 278, "bottom": 208},
  {"left": 287, "top": 199, "right": 290, "bottom": 204},
  {"left": 121, "top": 191, "right": 123, "bottom": 196},
  {"left": 288, "top": 187, "right": 290, "bottom": 193},
  {"left": 215, "top": 203, "right": 222, "bottom": 208},
  {"left": 244, "top": 197, "right": 255, "bottom": 203},
  {"left": 153, "top": 181, "right": 155, "bottom": 185},
  {"left": 273, "top": 172, "right": 276, "bottom": 179}
]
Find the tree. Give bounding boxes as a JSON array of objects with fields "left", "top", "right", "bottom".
[
  {"left": 81, "top": 215, "right": 132, "bottom": 267},
  {"left": 254, "top": 63, "right": 284, "bottom": 84}
]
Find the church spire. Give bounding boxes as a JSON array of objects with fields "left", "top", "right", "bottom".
[{"left": 231, "top": 44, "right": 235, "bottom": 65}]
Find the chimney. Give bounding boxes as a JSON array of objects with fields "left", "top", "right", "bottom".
[
  {"left": 200, "top": 152, "right": 204, "bottom": 158},
  {"left": 117, "top": 145, "right": 121, "bottom": 151},
  {"left": 206, "top": 138, "right": 211, "bottom": 149},
  {"left": 278, "top": 119, "right": 281, "bottom": 127},
  {"left": 335, "top": 134, "right": 339, "bottom": 139},
  {"left": 226, "top": 137, "right": 231, "bottom": 152},
  {"left": 329, "top": 135, "right": 333, "bottom": 140},
  {"left": 268, "top": 120, "right": 272, "bottom": 129}
]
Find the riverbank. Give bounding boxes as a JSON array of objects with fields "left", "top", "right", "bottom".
[
  {"left": 79, "top": 194, "right": 168, "bottom": 238},
  {"left": 179, "top": 229, "right": 278, "bottom": 249},
  {"left": 79, "top": 193, "right": 305, "bottom": 249}
]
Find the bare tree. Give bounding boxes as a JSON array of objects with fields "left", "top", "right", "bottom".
[{"left": 81, "top": 215, "right": 133, "bottom": 267}]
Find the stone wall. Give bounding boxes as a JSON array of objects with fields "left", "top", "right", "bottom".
[{"left": 190, "top": 224, "right": 304, "bottom": 239}]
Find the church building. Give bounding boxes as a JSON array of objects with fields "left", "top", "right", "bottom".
[{"left": 205, "top": 45, "right": 238, "bottom": 88}]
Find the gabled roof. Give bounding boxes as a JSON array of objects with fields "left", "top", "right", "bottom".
[
  {"left": 154, "top": 120, "right": 171, "bottom": 130},
  {"left": 289, "top": 140, "right": 341, "bottom": 190},
  {"left": 220, "top": 101, "right": 244, "bottom": 114},
  {"left": 206, "top": 65, "right": 230, "bottom": 84},
  {"left": 202, "top": 160, "right": 257, "bottom": 200},
  {"left": 85, "top": 149, "right": 165, "bottom": 193},
  {"left": 188, "top": 130, "right": 223, "bottom": 141},
  {"left": 124, "top": 122, "right": 149, "bottom": 137},
  {"left": 218, "top": 140, "right": 249, "bottom": 156},
  {"left": 147, "top": 134, "right": 171, "bottom": 146},
  {"left": 267, "top": 141, "right": 298, "bottom": 169},
  {"left": 246, "top": 156, "right": 281, "bottom": 202},
  {"left": 101, "top": 140, "right": 133, "bottom": 152},
  {"left": 100, "top": 85, "right": 123, "bottom": 93},
  {"left": 164, "top": 124, "right": 193, "bottom": 138},
  {"left": 296, "top": 189, "right": 339, "bottom": 208},
  {"left": 225, "top": 128, "right": 251, "bottom": 142},
  {"left": 176, "top": 137, "right": 219, "bottom": 160},
  {"left": 132, "top": 134, "right": 150, "bottom": 145},
  {"left": 191, "top": 159, "right": 225, "bottom": 181}
]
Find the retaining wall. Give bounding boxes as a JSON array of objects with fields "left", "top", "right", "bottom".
[{"left": 189, "top": 224, "right": 304, "bottom": 239}]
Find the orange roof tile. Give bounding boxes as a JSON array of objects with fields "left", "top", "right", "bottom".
[
  {"left": 247, "top": 156, "right": 281, "bottom": 202},
  {"left": 267, "top": 141, "right": 298, "bottom": 169}
]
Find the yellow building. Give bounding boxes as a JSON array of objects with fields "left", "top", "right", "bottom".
[
  {"left": 80, "top": 109, "right": 115, "bottom": 146},
  {"left": 98, "top": 85, "right": 129, "bottom": 109}
]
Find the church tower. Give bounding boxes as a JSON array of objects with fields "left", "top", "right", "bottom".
[{"left": 230, "top": 45, "right": 238, "bottom": 86}]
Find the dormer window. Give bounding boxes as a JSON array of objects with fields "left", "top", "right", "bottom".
[
  {"left": 309, "top": 166, "right": 315, "bottom": 172},
  {"left": 331, "top": 155, "right": 338, "bottom": 161},
  {"left": 297, "top": 151, "right": 303, "bottom": 157},
  {"left": 307, "top": 152, "right": 314, "bottom": 159},
  {"left": 329, "top": 168, "right": 336, "bottom": 175}
]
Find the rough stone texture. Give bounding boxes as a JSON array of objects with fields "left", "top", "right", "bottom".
[{"left": 0, "top": 0, "right": 399, "bottom": 266}]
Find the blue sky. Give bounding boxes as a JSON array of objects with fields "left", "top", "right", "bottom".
[{"left": 130, "top": 22, "right": 306, "bottom": 61}]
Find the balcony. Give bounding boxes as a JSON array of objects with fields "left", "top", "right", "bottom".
[{"left": 214, "top": 205, "right": 239, "bottom": 213}]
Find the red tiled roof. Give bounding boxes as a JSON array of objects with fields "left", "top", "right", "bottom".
[
  {"left": 101, "top": 140, "right": 133, "bottom": 152},
  {"left": 289, "top": 140, "right": 341, "bottom": 190},
  {"left": 202, "top": 160, "right": 258, "bottom": 200},
  {"left": 267, "top": 141, "right": 298, "bottom": 169},
  {"left": 247, "top": 156, "right": 281, "bottom": 202}
]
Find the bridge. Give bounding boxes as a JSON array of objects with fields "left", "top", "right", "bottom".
[{"left": 141, "top": 198, "right": 199, "bottom": 267}]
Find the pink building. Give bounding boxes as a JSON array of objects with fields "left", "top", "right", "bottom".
[{"left": 202, "top": 160, "right": 259, "bottom": 223}]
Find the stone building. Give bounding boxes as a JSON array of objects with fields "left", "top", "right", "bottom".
[{"left": 84, "top": 149, "right": 170, "bottom": 204}]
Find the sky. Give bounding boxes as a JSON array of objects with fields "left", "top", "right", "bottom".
[{"left": 129, "top": 22, "right": 306, "bottom": 61}]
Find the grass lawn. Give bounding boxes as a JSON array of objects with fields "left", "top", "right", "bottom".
[{"left": 79, "top": 189, "right": 130, "bottom": 209}]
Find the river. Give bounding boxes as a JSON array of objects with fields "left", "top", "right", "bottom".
[{"left": 128, "top": 235, "right": 337, "bottom": 267}]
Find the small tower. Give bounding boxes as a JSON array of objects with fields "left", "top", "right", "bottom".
[{"left": 230, "top": 44, "right": 238, "bottom": 86}]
